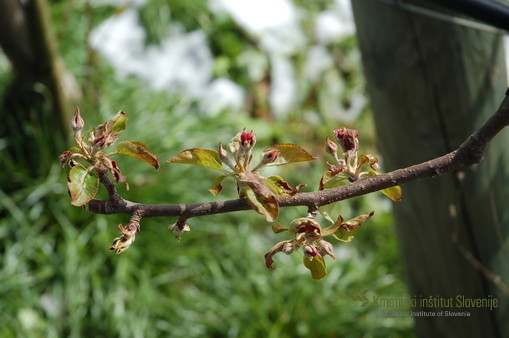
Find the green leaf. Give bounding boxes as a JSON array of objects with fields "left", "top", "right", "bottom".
[
  {"left": 67, "top": 165, "right": 99, "bottom": 206},
  {"left": 367, "top": 170, "right": 402, "bottom": 201},
  {"left": 243, "top": 185, "right": 279, "bottom": 222},
  {"left": 116, "top": 140, "right": 160, "bottom": 169},
  {"left": 208, "top": 175, "right": 227, "bottom": 196},
  {"left": 264, "top": 144, "right": 316, "bottom": 166},
  {"left": 110, "top": 111, "right": 128, "bottom": 134},
  {"left": 263, "top": 175, "right": 305, "bottom": 196},
  {"left": 319, "top": 171, "right": 349, "bottom": 190},
  {"left": 333, "top": 211, "right": 375, "bottom": 242},
  {"left": 303, "top": 255, "right": 327, "bottom": 280},
  {"left": 167, "top": 148, "right": 222, "bottom": 171},
  {"left": 318, "top": 203, "right": 337, "bottom": 224},
  {"left": 271, "top": 223, "right": 288, "bottom": 234}
]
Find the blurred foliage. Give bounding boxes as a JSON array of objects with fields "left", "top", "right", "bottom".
[{"left": 0, "top": 0, "right": 414, "bottom": 336}]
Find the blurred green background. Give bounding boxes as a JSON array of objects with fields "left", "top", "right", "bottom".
[{"left": 0, "top": 0, "right": 413, "bottom": 336}]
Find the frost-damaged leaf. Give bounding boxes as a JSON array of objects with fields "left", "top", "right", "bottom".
[
  {"left": 167, "top": 148, "right": 222, "bottom": 171},
  {"left": 263, "top": 175, "right": 305, "bottom": 197},
  {"left": 319, "top": 171, "right": 349, "bottom": 190},
  {"left": 116, "top": 140, "right": 160, "bottom": 169},
  {"left": 264, "top": 144, "right": 316, "bottom": 166},
  {"left": 98, "top": 154, "right": 129, "bottom": 189},
  {"left": 333, "top": 211, "right": 375, "bottom": 242},
  {"left": 368, "top": 170, "right": 402, "bottom": 201},
  {"left": 264, "top": 239, "right": 295, "bottom": 269},
  {"left": 67, "top": 165, "right": 99, "bottom": 206},
  {"left": 243, "top": 185, "right": 279, "bottom": 222},
  {"left": 208, "top": 175, "right": 227, "bottom": 196},
  {"left": 303, "top": 255, "right": 327, "bottom": 280},
  {"left": 271, "top": 223, "right": 288, "bottom": 234}
]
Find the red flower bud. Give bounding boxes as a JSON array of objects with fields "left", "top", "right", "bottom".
[
  {"left": 241, "top": 131, "right": 254, "bottom": 145},
  {"left": 334, "top": 128, "right": 359, "bottom": 154}
]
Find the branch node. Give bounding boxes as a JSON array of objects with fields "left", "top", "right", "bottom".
[{"left": 307, "top": 206, "right": 319, "bottom": 219}]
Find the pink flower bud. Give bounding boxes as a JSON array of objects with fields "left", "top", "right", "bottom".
[
  {"left": 259, "top": 149, "right": 279, "bottom": 166},
  {"left": 218, "top": 142, "right": 235, "bottom": 170},
  {"left": 303, "top": 245, "right": 320, "bottom": 260},
  {"left": 325, "top": 136, "right": 338, "bottom": 156},
  {"left": 282, "top": 242, "right": 296, "bottom": 255},
  {"left": 71, "top": 107, "right": 84, "bottom": 133},
  {"left": 317, "top": 240, "right": 336, "bottom": 259}
]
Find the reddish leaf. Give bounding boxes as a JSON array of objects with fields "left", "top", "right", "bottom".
[
  {"left": 333, "top": 211, "right": 375, "bottom": 242},
  {"left": 208, "top": 175, "right": 227, "bottom": 196},
  {"left": 264, "top": 240, "right": 295, "bottom": 269}
]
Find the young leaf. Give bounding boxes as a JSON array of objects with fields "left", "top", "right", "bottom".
[
  {"left": 263, "top": 175, "right": 305, "bottom": 196},
  {"left": 264, "top": 144, "right": 316, "bottom": 166},
  {"left": 367, "top": 170, "right": 402, "bottom": 201},
  {"left": 116, "top": 140, "right": 160, "bottom": 169},
  {"left": 243, "top": 185, "right": 279, "bottom": 222},
  {"left": 359, "top": 154, "right": 378, "bottom": 167},
  {"left": 303, "top": 255, "right": 327, "bottom": 280},
  {"left": 319, "top": 171, "right": 349, "bottom": 190},
  {"left": 67, "top": 165, "right": 99, "bottom": 206},
  {"left": 271, "top": 223, "right": 289, "bottom": 234},
  {"left": 333, "top": 211, "right": 375, "bottom": 242},
  {"left": 110, "top": 111, "right": 128, "bottom": 134},
  {"left": 167, "top": 149, "right": 222, "bottom": 171},
  {"left": 318, "top": 204, "right": 337, "bottom": 224},
  {"left": 208, "top": 175, "right": 227, "bottom": 196}
]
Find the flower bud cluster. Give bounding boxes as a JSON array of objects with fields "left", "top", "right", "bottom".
[
  {"left": 220, "top": 128, "right": 279, "bottom": 174},
  {"left": 324, "top": 127, "right": 380, "bottom": 182},
  {"left": 264, "top": 217, "right": 336, "bottom": 272}
]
